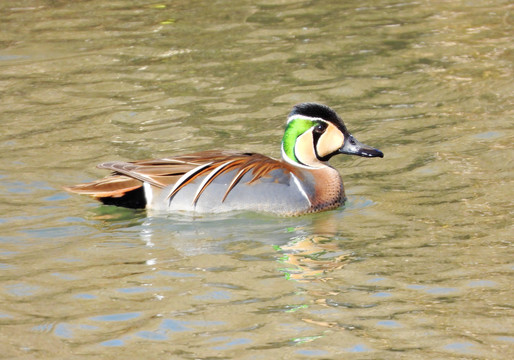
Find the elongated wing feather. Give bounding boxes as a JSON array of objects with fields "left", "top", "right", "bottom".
[
  {"left": 66, "top": 150, "right": 301, "bottom": 207},
  {"left": 64, "top": 175, "right": 142, "bottom": 198}
]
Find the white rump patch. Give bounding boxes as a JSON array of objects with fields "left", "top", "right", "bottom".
[{"left": 143, "top": 182, "right": 153, "bottom": 207}]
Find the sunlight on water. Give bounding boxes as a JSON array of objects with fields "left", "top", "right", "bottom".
[{"left": 0, "top": 0, "right": 512, "bottom": 359}]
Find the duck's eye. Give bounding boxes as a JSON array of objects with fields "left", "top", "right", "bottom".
[{"left": 313, "top": 123, "right": 327, "bottom": 134}]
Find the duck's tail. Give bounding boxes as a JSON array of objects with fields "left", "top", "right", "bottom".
[{"left": 64, "top": 175, "right": 146, "bottom": 209}]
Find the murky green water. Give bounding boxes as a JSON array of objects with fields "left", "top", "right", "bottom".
[{"left": 1, "top": 0, "right": 512, "bottom": 358}]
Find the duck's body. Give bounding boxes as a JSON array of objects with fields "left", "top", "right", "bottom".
[{"left": 66, "top": 103, "right": 383, "bottom": 216}]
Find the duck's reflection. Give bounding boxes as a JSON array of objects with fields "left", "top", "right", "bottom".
[
  {"left": 92, "top": 205, "right": 356, "bottom": 284},
  {"left": 276, "top": 235, "right": 352, "bottom": 282},
  {"left": 267, "top": 208, "right": 353, "bottom": 282}
]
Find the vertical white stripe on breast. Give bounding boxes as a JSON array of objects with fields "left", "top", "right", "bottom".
[{"left": 291, "top": 174, "right": 311, "bottom": 207}]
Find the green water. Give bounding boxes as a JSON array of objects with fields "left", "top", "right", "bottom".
[{"left": 0, "top": 0, "right": 512, "bottom": 359}]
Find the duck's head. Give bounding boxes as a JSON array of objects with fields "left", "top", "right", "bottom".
[{"left": 281, "top": 103, "right": 384, "bottom": 168}]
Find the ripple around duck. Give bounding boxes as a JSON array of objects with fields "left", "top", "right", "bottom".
[{"left": 0, "top": 0, "right": 512, "bottom": 359}]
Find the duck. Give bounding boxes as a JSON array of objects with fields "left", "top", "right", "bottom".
[{"left": 65, "top": 103, "right": 383, "bottom": 216}]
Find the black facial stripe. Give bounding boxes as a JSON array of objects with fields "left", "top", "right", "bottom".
[
  {"left": 313, "top": 131, "right": 322, "bottom": 160},
  {"left": 318, "top": 150, "right": 339, "bottom": 162},
  {"left": 312, "top": 121, "right": 329, "bottom": 161}
]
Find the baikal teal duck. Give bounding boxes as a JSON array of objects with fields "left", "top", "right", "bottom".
[{"left": 66, "top": 103, "right": 384, "bottom": 216}]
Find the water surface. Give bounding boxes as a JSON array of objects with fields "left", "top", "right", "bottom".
[{"left": 1, "top": 0, "right": 512, "bottom": 359}]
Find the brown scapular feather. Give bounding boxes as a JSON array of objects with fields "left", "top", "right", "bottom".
[{"left": 65, "top": 150, "right": 302, "bottom": 206}]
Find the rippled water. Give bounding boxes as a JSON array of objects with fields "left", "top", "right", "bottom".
[{"left": 1, "top": 0, "right": 512, "bottom": 359}]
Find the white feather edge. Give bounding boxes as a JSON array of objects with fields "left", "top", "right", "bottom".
[
  {"left": 191, "top": 160, "right": 236, "bottom": 206},
  {"left": 165, "top": 162, "right": 214, "bottom": 203}
]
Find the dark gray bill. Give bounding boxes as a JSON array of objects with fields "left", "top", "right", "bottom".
[{"left": 339, "top": 135, "right": 384, "bottom": 158}]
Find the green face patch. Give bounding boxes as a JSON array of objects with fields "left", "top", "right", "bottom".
[{"left": 281, "top": 118, "right": 316, "bottom": 163}]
